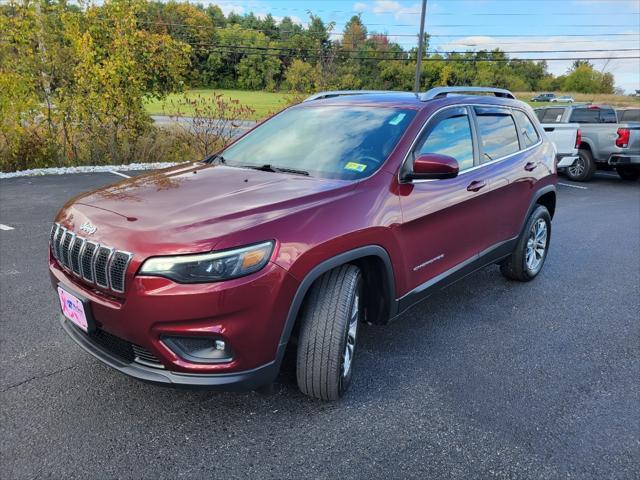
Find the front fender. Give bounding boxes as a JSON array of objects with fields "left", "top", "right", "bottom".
[{"left": 272, "top": 244, "right": 398, "bottom": 371}]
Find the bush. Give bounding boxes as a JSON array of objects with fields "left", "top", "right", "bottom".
[{"left": 168, "top": 93, "right": 256, "bottom": 158}]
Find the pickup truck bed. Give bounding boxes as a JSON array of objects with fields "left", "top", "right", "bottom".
[{"left": 540, "top": 123, "right": 579, "bottom": 168}]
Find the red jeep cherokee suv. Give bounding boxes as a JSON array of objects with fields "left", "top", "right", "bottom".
[{"left": 50, "top": 87, "right": 557, "bottom": 400}]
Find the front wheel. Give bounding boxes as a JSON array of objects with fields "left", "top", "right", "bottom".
[
  {"left": 296, "top": 265, "right": 362, "bottom": 401},
  {"left": 500, "top": 205, "right": 551, "bottom": 282},
  {"left": 616, "top": 166, "right": 640, "bottom": 181}
]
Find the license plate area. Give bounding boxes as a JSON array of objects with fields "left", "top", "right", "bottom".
[{"left": 57, "top": 285, "right": 95, "bottom": 333}]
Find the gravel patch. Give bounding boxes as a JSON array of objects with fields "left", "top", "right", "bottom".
[{"left": 0, "top": 162, "right": 184, "bottom": 179}]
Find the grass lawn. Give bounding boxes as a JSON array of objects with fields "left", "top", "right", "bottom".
[
  {"left": 146, "top": 89, "right": 640, "bottom": 120},
  {"left": 145, "top": 89, "right": 291, "bottom": 120}
]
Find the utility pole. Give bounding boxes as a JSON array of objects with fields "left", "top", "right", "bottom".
[
  {"left": 413, "top": 0, "right": 427, "bottom": 94},
  {"left": 35, "top": 1, "right": 53, "bottom": 133}
]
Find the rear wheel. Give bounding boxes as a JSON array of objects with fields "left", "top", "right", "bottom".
[
  {"left": 566, "top": 149, "right": 596, "bottom": 182},
  {"left": 500, "top": 205, "right": 551, "bottom": 282},
  {"left": 296, "top": 265, "right": 362, "bottom": 401},
  {"left": 616, "top": 166, "right": 640, "bottom": 181}
]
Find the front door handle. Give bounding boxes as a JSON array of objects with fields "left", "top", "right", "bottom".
[
  {"left": 524, "top": 162, "right": 538, "bottom": 171},
  {"left": 467, "top": 180, "right": 487, "bottom": 192}
]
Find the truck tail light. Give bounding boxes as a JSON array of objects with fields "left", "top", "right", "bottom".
[
  {"left": 575, "top": 129, "right": 581, "bottom": 149},
  {"left": 616, "top": 128, "right": 630, "bottom": 148}
]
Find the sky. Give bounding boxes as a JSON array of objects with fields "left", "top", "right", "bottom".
[{"left": 205, "top": 0, "right": 640, "bottom": 92}]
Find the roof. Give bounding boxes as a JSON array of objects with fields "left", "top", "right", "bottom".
[
  {"left": 300, "top": 87, "right": 520, "bottom": 110},
  {"left": 302, "top": 91, "right": 424, "bottom": 109}
]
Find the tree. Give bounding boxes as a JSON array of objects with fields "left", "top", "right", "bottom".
[
  {"left": 0, "top": 0, "right": 191, "bottom": 170},
  {"left": 204, "top": 24, "right": 281, "bottom": 90},
  {"left": 237, "top": 51, "right": 281, "bottom": 90},
  {"left": 138, "top": 1, "right": 215, "bottom": 86},
  {"left": 284, "top": 59, "right": 317, "bottom": 92},
  {"left": 563, "top": 61, "right": 614, "bottom": 94},
  {"left": 342, "top": 15, "right": 366, "bottom": 51}
]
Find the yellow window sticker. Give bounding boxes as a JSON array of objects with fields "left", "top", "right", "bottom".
[
  {"left": 388, "top": 113, "right": 406, "bottom": 126},
  {"left": 344, "top": 162, "right": 367, "bottom": 172}
]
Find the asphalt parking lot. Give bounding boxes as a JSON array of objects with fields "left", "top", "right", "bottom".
[{"left": 1, "top": 170, "right": 639, "bottom": 479}]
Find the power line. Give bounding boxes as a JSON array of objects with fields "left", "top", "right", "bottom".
[
  {"left": 135, "top": 20, "right": 640, "bottom": 38},
  {"left": 242, "top": 7, "right": 638, "bottom": 16},
  {"left": 193, "top": 47, "right": 640, "bottom": 62},
  {"left": 427, "top": 39, "right": 640, "bottom": 45},
  {"left": 186, "top": 42, "right": 640, "bottom": 56},
  {"left": 426, "top": 33, "right": 640, "bottom": 37},
  {"left": 79, "top": 17, "right": 640, "bottom": 45}
]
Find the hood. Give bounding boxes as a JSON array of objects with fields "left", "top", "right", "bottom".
[{"left": 57, "top": 162, "right": 356, "bottom": 256}]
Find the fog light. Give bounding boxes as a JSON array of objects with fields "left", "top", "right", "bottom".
[{"left": 162, "top": 336, "right": 233, "bottom": 364}]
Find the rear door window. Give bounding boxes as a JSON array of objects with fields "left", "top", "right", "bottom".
[
  {"left": 540, "top": 108, "right": 565, "bottom": 123},
  {"left": 569, "top": 108, "right": 601, "bottom": 123},
  {"left": 599, "top": 109, "right": 617, "bottom": 123},
  {"left": 513, "top": 110, "right": 540, "bottom": 148},
  {"left": 474, "top": 107, "right": 520, "bottom": 162}
]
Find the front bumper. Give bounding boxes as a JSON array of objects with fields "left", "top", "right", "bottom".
[
  {"left": 50, "top": 254, "right": 299, "bottom": 385},
  {"left": 556, "top": 155, "right": 578, "bottom": 168},
  {"left": 60, "top": 315, "right": 278, "bottom": 389}
]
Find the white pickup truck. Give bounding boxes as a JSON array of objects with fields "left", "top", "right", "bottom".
[
  {"left": 535, "top": 105, "right": 640, "bottom": 181},
  {"left": 539, "top": 122, "right": 580, "bottom": 170}
]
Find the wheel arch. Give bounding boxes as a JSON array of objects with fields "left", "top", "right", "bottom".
[
  {"left": 520, "top": 185, "right": 557, "bottom": 236},
  {"left": 274, "top": 246, "right": 396, "bottom": 368},
  {"left": 578, "top": 139, "right": 594, "bottom": 154},
  {"left": 536, "top": 189, "right": 556, "bottom": 219}
]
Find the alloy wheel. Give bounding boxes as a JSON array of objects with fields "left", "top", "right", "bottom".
[
  {"left": 342, "top": 292, "right": 359, "bottom": 378},
  {"left": 526, "top": 218, "right": 548, "bottom": 274},
  {"left": 568, "top": 157, "right": 585, "bottom": 178}
]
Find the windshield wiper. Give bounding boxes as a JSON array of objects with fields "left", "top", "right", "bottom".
[{"left": 246, "top": 164, "right": 309, "bottom": 176}]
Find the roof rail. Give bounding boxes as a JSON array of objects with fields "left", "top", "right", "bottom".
[
  {"left": 303, "top": 90, "right": 398, "bottom": 102},
  {"left": 419, "top": 86, "right": 516, "bottom": 101}
]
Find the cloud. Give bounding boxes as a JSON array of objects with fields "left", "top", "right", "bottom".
[
  {"left": 255, "top": 12, "right": 305, "bottom": 26},
  {"left": 352, "top": 2, "right": 369, "bottom": 12},
  {"left": 368, "top": 1, "right": 422, "bottom": 24},
  {"left": 372, "top": 0, "right": 401, "bottom": 14},
  {"left": 209, "top": 1, "right": 245, "bottom": 16}
]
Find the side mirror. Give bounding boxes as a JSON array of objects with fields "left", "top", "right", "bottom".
[{"left": 404, "top": 153, "right": 459, "bottom": 181}]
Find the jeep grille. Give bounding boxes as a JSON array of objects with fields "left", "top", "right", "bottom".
[{"left": 50, "top": 223, "right": 132, "bottom": 293}]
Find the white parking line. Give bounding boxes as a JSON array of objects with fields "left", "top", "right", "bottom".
[
  {"left": 559, "top": 182, "right": 588, "bottom": 190},
  {"left": 0, "top": 224, "right": 15, "bottom": 230},
  {"left": 109, "top": 170, "right": 131, "bottom": 179}
]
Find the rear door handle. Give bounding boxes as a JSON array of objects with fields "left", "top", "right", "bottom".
[
  {"left": 524, "top": 162, "right": 538, "bottom": 171},
  {"left": 467, "top": 180, "right": 487, "bottom": 192}
]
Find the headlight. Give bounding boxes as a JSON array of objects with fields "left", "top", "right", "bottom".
[{"left": 139, "top": 241, "right": 274, "bottom": 283}]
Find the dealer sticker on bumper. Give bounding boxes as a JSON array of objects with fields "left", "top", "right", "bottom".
[{"left": 57, "top": 286, "right": 89, "bottom": 332}]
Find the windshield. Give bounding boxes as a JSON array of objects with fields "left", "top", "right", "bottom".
[{"left": 219, "top": 105, "right": 417, "bottom": 180}]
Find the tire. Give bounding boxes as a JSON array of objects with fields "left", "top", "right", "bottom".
[
  {"left": 296, "top": 265, "right": 362, "bottom": 401},
  {"left": 500, "top": 205, "right": 551, "bottom": 282},
  {"left": 616, "top": 166, "right": 640, "bottom": 181},
  {"left": 565, "top": 149, "right": 596, "bottom": 182}
]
